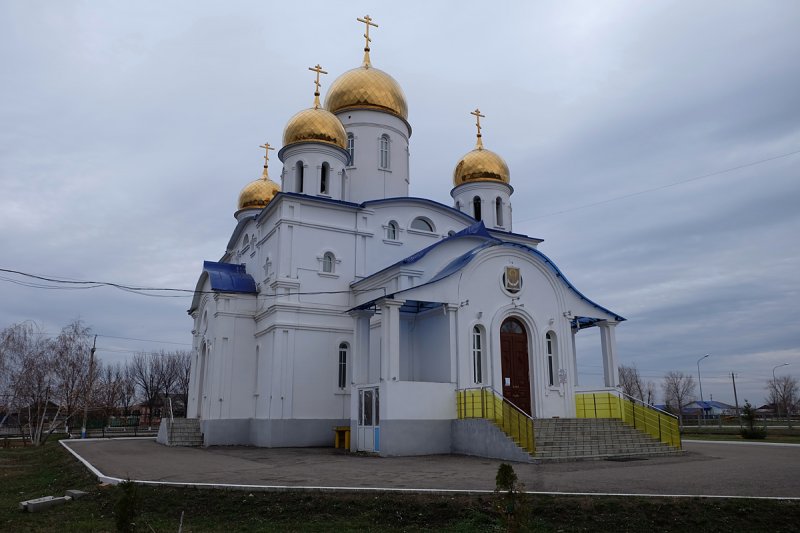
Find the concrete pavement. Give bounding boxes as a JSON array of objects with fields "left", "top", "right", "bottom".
[{"left": 63, "top": 438, "right": 800, "bottom": 498}]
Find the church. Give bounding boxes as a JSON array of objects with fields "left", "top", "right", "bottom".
[{"left": 184, "top": 16, "right": 628, "bottom": 459}]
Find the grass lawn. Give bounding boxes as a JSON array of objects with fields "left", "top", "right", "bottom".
[{"left": 2, "top": 439, "right": 800, "bottom": 532}]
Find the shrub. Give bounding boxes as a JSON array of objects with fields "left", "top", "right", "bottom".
[{"left": 114, "top": 480, "right": 140, "bottom": 533}]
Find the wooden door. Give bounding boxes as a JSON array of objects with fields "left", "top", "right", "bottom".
[{"left": 500, "top": 318, "right": 532, "bottom": 416}]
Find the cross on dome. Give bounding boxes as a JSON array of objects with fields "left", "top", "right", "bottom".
[
  {"left": 357, "top": 15, "right": 378, "bottom": 67},
  {"left": 471, "top": 108, "right": 486, "bottom": 149},
  {"left": 308, "top": 64, "right": 328, "bottom": 108}
]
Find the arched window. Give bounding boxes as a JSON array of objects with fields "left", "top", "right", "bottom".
[
  {"left": 322, "top": 252, "right": 335, "bottom": 273},
  {"left": 347, "top": 133, "right": 355, "bottom": 165},
  {"left": 410, "top": 217, "right": 434, "bottom": 232},
  {"left": 243, "top": 234, "right": 249, "bottom": 248},
  {"left": 546, "top": 331, "right": 557, "bottom": 386},
  {"left": 296, "top": 161, "right": 304, "bottom": 193},
  {"left": 338, "top": 342, "right": 348, "bottom": 388},
  {"left": 387, "top": 220, "right": 398, "bottom": 240},
  {"left": 472, "top": 326, "right": 484, "bottom": 383},
  {"left": 320, "top": 162, "right": 330, "bottom": 194},
  {"left": 379, "top": 134, "right": 390, "bottom": 169},
  {"left": 495, "top": 197, "right": 503, "bottom": 227},
  {"left": 473, "top": 196, "right": 482, "bottom": 221}
]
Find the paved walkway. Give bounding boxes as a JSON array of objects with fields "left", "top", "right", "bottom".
[{"left": 63, "top": 438, "right": 800, "bottom": 498}]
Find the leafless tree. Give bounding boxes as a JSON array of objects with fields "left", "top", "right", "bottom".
[
  {"left": 155, "top": 350, "right": 179, "bottom": 417},
  {"left": 662, "top": 371, "right": 696, "bottom": 428},
  {"left": 173, "top": 350, "right": 192, "bottom": 417},
  {"left": 767, "top": 374, "right": 798, "bottom": 430},
  {"left": 97, "top": 362, "right": 123, "bottom": 421},
  {"left": 51, "top": 319, "right": 93, "bottom": 435},
  {"left": 618, "top": 364, "right": 657, "bottom": 405},
  {"left": 119, "top": 363, "right": 137, "bottom": 417},
  {"left": 131, "top": 353, "right": 160, "bottom": 428}
]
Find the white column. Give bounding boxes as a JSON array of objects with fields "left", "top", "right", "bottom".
[
  {"left": 379, "top": 298, "right": 404, "bottom": 382},
  {"left": 598, "top": 320, "right": 619, "bottom": 388},
  {"left": 570, "top": 325, "right": 579, "bottom": 387},
  {"left": 446, "top": 304, "right": 459, "bottom": 384},
  {"left": 350, "top": 310, "right": 373, "bottom": 384}
]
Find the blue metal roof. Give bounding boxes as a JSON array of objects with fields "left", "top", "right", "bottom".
[{"left": 202, "top": 261, "right": 257, "bottom": 294}]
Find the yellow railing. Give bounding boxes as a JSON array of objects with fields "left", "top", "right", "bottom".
[
  {"left": 456, "top": 387, "right": 535, "bottom": 455},
  {"left": 576, "top": 391, "right": 681, "bottom": 449}
]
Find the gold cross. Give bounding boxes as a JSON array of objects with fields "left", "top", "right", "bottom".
[
  {"left": 471, "top": 109, "right": 485, "bottom": 148},
  {"left": 357, "top": 15, "right": 378, "bottom": 51},
  {"left": 259, "top": 142, "right": 274, "bottom": 167},
  {"left": 308, "top": 64, "right": 327, "bottom": 108}
]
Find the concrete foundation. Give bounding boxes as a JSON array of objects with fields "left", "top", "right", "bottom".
[
  {"left": 378, "top": 419, "right": 452, "bottom": 457},
  {"left": 201, "top": 418, "right": 347, "bottom": 447},
  {"left": 451, "top": 419, "right": 533, "bottom": 463}
]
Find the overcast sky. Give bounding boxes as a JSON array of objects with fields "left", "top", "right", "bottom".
[{"left": 1, "top": 1, "right": 798, "bottom": 406}]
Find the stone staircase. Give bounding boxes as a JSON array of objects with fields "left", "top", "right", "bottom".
[
  {"left": 533, "top": 418, "right": 683, "bottom": 461},
  {"left": 159, "top": 418, "right": 203, "bottom": 447}
]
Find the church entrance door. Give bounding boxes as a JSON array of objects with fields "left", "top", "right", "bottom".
[
  {"left": 500, "top": 317, "right": 532, "bottom": 416},
  {"left": 356, "top": 387, "right": 380, "bottom": 452}
]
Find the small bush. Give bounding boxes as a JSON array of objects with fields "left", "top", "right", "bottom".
[{"left": 741, "top": 427, "right": 767, "bottom": 439}]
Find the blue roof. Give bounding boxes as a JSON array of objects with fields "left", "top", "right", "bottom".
[
  {"left": 351, "top": 221, "right": 625, "bottom": 322},
  {"left": 202, "top": 261, "right": 257, "bottom": 294}
]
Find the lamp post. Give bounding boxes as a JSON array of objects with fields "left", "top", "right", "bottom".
[
  {"left": 697, "top": 354, "right": 710, "bottom": 426},
  {"left": 772, "top": 362, "right": 790, "bottom": 382}
]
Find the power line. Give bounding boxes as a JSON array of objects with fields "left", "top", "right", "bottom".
[
  {"left": 518, "top": 147, "right": 800, "bottom": 222},
  {"left": 96, "top": 334, "right": 191, "bottom": 346}
]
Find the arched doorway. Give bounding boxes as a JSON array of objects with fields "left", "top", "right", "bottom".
[{"left": 500, "top": 317, "right": 532, "bottom": 416}]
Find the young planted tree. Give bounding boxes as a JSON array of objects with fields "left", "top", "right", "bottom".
[
  {"left": 767, "top": 375, "right": 798, "bottom": 430},
  {"left": 662, "top": 371, "right": 696, "bottom": 428}
]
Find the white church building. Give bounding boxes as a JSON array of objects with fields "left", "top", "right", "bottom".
[{"left": 185, "top": 17, "right": 626, "bottom": 458}]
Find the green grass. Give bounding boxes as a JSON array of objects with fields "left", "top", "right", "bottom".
[{"left": 3, "top": 440, "right": 800, "bottom": 531}]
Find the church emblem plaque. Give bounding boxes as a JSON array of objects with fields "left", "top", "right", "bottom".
[{"left": 504, "top": 266, "right": 521, "bottom": 293}]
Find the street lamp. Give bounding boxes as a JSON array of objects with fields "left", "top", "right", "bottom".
[
  {"left": 697, "top": 353, "right": 711, "bottom": 404},
  {"left": 772, "top": 362, "right": 790, "bottom": 382}
]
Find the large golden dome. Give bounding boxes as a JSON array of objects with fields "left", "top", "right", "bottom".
[
  {"left": 453, "top": 147, "right": 510, "bottom": 186},
  {"left": 324, "top": 65, "right": 408, "bottom": 120},
  {"left": 237, "top": 171, "right": 281, "bottom": 213},
  {"left": 283, "top": 106, "right": 347, "bottom": 149}
]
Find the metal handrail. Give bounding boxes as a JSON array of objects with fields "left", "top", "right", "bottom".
[
  {"left": 579, "top": 388, "right": 679, "bottom": 420},
  {"left": 456, "top": 386, "right": 536, "bottom": 454}
]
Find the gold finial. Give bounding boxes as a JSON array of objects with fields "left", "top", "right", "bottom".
[
  {"left": 308, "top": 64, "right": 328, "bottom": 108},
  {"left": 259, "top": 142, "right": 275, "bottom": 177},
  {"left": 357, "top": 14, "right": 378, "bottom": 67},
  {"left": 471, "top": 108, "right": 485, "bottom": 149}
]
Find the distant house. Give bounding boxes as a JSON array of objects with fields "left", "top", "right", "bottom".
[{"left": 684, "top": 400, "right": 735, "bottom": 417}]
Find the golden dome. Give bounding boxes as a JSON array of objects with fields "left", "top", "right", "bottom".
[
  {"left": 237, "top": 171, "right": 281, "bottom": 213},
  {"left": 283, "top": 106, "right": 347, "bottom": 149},
  {"left": 453, "top": 146, "right": 511, "bottom": 186},
  {"left": 324, "top": 65, "right": 408, "bottom": 120}
]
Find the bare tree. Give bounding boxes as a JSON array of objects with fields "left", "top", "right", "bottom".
[
  {"left": 155, "top": 350, "right": 179, "bottom": 417},
  {"left": 662, "top": 371, "right": 696, "bottom": 428},
  {"left": 131, "top": 353, "right": 160, "bottom": 428},
  {"left": 618, "top": 364, "right": 656, "bottom": 405},
  {"left": 97, "top": 362, "right": 123, "bottom": 421},
  {"left": 51, "top": 319, "right": 93, "bottom": 435},
  {"left": 767, "top": 375, "right": 798, "bottom": 430},
  {"left": 119, "top": 363, "right": 137, "bottom": 418},
  {"left": 173, "top": 350, "right": 192, "bottom": 417}
]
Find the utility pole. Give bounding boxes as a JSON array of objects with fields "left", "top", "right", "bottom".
[
  {"left": 81, "top": 335, "right": 97, "bottom": 439},
  {"left": 731, "top": 371, "right": 741, "bottom": 429}
]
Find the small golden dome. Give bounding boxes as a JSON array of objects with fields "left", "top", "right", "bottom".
[
  {"left": 453, "top": 147, "right": 511, "bottom": 186},
  {"left": 324, "top": 65, "right": 408, "bottom": 120},
  {"left": 282, "top": 106, "right": 347, "bottom": 149},
  {"left": 237, "top": 171, "right": 281, "bottom": 212}
]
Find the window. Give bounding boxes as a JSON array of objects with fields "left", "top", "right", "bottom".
[
  {"left": 546, "top": 332, "right": 556, "bottom": 386},
  {"left": 387, "top": 220, "right": 398, "bottom": 240},
  {"left": 410, "top": 217, "right": 434, "bottom": 232},
  {"left": 243, "top": 234, "right": 249, "bottom": 248},
  {"left": 473, "top": 196, "right": 482, "bottom": 221},
  {"left": 320, "top": 162, "right": 330, "bottom": 194},
  {"left": 338, "top": 343, "right": 348, "bottom": 388},
  {"left": 472, "top": 326, "right": 483, "bottom": 383},
  {"left": 455, "top": 200, "right": 461, "bottom": 211},
  {"left": 379, "top": 134, "right": 390, "bottom": 169},
  {"left": 495, "top": 197, "right": 503, "bottom": 227},
  {"left": 296, "top": 161, "right": 304, "bottom": 193},
  {"left": 347, "top": 133, "right": 355, "bottom": 165},
  {"left": 322, "top": 252, "right": 335, "bottom": 273}
]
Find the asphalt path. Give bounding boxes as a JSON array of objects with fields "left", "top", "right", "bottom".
[{"left": 64, "top": 438, "right": 800, "bottom": 498}]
